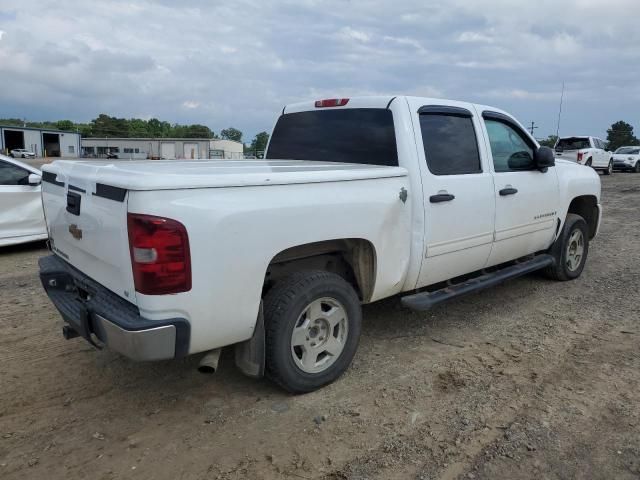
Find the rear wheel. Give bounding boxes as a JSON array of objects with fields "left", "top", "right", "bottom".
[
  {"left": 603, "top": 160, "right": 613, "bottom": 175},
  {"left": 634, "top": 162, "right": 640, "bottom": 173},
  {"left": 585, "top": 158, "right": 592, "bottom": 167},
  {"left": 544, "top": 214, "right": 589, "bottom": 281},
  {"left": 263, "top": 270, "right": 362, "bottom": 393}
]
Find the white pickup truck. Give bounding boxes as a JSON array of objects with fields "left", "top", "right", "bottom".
[
  {"left": 38, "top": 96, "right": 601, "bottom": 393},
  {"left": 555, "top": 136, "right": 613, "bottom": 174}
]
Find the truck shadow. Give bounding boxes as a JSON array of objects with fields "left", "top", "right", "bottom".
[{"left": 0, "top": 240, "right": 48, "bottom": 255}]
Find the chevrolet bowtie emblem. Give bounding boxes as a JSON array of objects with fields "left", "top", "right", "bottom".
[{"left": 68, "top": 224, "right": 83, "bottom": 240}]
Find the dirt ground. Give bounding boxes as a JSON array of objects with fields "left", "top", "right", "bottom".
[{"left": 1, "top": 174, "right": 639, "bottom": 480}]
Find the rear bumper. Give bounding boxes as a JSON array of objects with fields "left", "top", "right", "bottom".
[{"left": 39, "top": 254, "right": 190, "bottom": 361}]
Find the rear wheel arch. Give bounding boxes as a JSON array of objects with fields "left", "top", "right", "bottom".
[{"left": 263, "top": 239, "right": 377, "bottom": 303}]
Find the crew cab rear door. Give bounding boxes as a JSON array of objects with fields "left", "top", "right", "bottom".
[
  {"left": 478, "top": 110, "right": 560, "bottom": 266},
  {"left": 409, "top": 100, "right": 495, "bottom": 288}
]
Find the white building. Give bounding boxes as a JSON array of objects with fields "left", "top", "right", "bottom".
[
  {"left": 210, "top": 139, "right": 244, "bottom": 159},
  {"left": 0, "top": 125, "right": 81, "bottom": 158},
  {"left": 81, "top": 138, "right": 211, "bottom": 160}
]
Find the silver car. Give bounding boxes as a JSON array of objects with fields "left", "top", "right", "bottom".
[{"left": 10, "top": 148, "right": 36, "bottom": 159}]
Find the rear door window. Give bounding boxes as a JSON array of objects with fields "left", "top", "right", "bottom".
[
  {"left": 266, "top": 108, "right": 398, "bottom": 166},
  {"left": 419, "top": 113, "right": 481, "bottom": 175}
]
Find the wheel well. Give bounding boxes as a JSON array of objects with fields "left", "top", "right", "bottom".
[
  {"left": 567, "top": 195, "right": 598, "bottom": 239},
  {"left": 263, "top": 239, "right": 376, "bottom": 302}
]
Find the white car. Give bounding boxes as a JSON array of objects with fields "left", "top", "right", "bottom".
[
  {"left": 555, "top": 136, "right": 613, "bottom": 175},
  {"left": 38, "top": 96, "right": 601, "bottom": 393},
  {"left": 612, "top": 146, "right": 640, "bottom": 172},
  {"left": 0, "top": 154, "right": 47, "bottom": 247},
  {"left": 10, "top": 148, "right": 37, "bottom": 159}
]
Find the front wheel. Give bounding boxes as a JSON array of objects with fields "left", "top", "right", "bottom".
[
  {"left": 603, "top": 160, "right": 613, "bottom": 175},
  {"left": 634, "top": 162, "right": 640, "bottom": 173},
  {"left": 544, "top": 213, "right": 589, "bottom": 281},
  {"left": 263, "top": 270, "right": 362, "bottom": 393}
]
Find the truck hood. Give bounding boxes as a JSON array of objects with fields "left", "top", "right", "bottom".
[{"left": 42, "top": 160, "right": 408, "bottom": 191}]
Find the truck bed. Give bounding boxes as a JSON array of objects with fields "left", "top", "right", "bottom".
[{"left": 42, "top": 159, "right": 407, "bottom": 191}]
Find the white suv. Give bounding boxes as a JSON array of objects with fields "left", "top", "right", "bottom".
[
  {"left": 555, "top": 136, "right": 613, "bottom": 175},
  {"left": 612, "top": 146, "right": 640, "bottom": 173}
]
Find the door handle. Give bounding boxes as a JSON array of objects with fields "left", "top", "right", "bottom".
[
  {"left": 429, "top": 193, "right": 455, "bottom": 203},
  {"left": 499, "top": 187, "right": 518, "bottom": 196}
]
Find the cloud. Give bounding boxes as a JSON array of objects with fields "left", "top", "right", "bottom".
[
  {"left": 482, "top": 89, "right": 561, "bottom": 101},
  {"left": 0, "top": 0, "right": 638, "bottom": 140},
  {"left": 336, "top": 26, "right": 371, "bottom": 43},
  {"left": 457, "top": 31, "right": 494, "bottom": 44}
]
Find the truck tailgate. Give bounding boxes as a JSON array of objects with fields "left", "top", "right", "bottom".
[
  {"left": 555, "top": 150, "right": 579, "bottom": 162},
  {"left": 41, "top": 164, "right": 136, "bottom": 304}
]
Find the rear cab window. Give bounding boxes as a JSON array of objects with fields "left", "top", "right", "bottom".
[
  {"left": 265, "top": 108, "right": 398, "bottom": 166},
  {"left": 556, "top": 137, "right": 591, "bottom": 151}
]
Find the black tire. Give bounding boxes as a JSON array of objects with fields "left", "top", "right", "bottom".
[
  {"left": 263, "top": 270, "right": 362, "bottom": 393},
  {"left": 634, "top": 162, "right": 640, "bottom": 173},
  {"left": 603, "top": 160, "right": 613, "bottom": 175},
  {"left": 585, "top": 158, "right": 592, "bottom": 167},
  {"left": 544, "top": 213, "right": 589, "bottom": 281}
]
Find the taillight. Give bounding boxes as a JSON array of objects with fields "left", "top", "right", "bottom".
[
  {"left": 577, "top": 152, "right": 583, "bottom": 162},
  {"left": 127, "top": 213, "right": 191, "bottom": 295},
  {"left": 314, "top": 98, "right": 349, "bottom": 108}
]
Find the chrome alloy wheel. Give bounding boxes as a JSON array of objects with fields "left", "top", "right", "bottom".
[
  {"left": 290, "top": 297, "right": 349, "bottom": 374},
  {"left": 566, "top": 229, "right": 585, "bottom": 272}
]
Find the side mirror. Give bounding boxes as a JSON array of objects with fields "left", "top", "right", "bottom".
[
  {"left": 507, "top": 151, "right": 534, "bottom": 170},
  {"left": 28, "top": 173, "right": 42, "bottom": 186},
  {"left": 534, "top": 146, "right": 555, "bottom": 171}
]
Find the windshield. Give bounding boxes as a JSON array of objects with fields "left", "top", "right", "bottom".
[
  {"left": 615, "top": 147, "right": 640, "bottom": 154},
  {"left": 556, "top": 137, "right": 591, "bottom": 150},
  {"left": 266, "top": 108, "right": 398, "bottom": 166}
]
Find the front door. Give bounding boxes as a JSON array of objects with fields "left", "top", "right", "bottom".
[
  {"left": 411, "top": 103, "right": 496, "bottom": 288},
  {"left": 0, "top": 160, "right": 45, "bottom": 242},
  {"left": 478, "top": 111, "right": 560, "bottom": 266}
]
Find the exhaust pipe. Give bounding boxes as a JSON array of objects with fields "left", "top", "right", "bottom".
[{"left": 198, "top": 349, "right": 222, "bottom": 374}]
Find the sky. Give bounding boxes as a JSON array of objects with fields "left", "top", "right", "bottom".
[{"left": 0, "top": 0, "right": 638, "bottom": 142}]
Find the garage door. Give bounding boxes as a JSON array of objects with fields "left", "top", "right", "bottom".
[
  {"left": 160, "top": 143, "right": 176, "bottom": 159},
  {"left": 183, "top": 143, "right": 199, "bottom": 159}
]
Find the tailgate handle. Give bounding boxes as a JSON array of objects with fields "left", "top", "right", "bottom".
[{"left": 66, "top": 192, "right": 81, "bottom": 216}]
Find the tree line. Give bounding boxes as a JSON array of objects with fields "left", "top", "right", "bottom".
[
  {"left": 0, "top": 114, "right": 270, "bottom": 152},
  {"left": 538, "top": 120, "right": 639, "bottom": 151}
]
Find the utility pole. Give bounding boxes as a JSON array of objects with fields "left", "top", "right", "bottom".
[
  {"left": 556, "top": 81, "right": 565, "bottom": 138},
  {"left": 528, "top": 121, "right": 538, "bottom": 136}
]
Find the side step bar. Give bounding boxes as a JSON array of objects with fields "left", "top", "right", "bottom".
[{"left": 401, "top": 254, "right": 554, "bottom": 312}]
